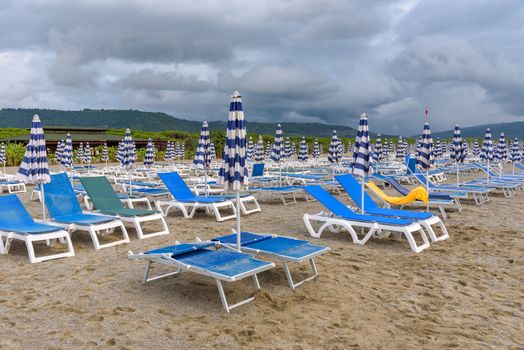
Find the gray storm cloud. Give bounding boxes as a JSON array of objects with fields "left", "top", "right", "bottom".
[{"left": 0, "top": 0, "right": 522, "bottom": 134}]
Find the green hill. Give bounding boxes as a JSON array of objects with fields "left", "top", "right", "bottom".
[
  {"left": 0, "top": 108, "right": 375, "bottom": 138},
  {"left": 426, "top": 121, "right": 524, "bottom": 139}
]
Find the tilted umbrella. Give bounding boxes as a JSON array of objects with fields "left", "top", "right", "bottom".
[
  {"left": 217, "top": 91, "right": 248, "bottom": 250},
  {"left": 350, "top": 113, "right": 372, "bottom": 213},
  {"left": 16, "top": 115, "right": 51, "bottom": 220}
]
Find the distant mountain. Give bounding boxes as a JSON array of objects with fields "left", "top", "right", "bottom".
[
  {"left": 0, "top": 108, "right": 380, "bottom": 138},
  {"left": 424, "top": 121, "right": 524, "bottom": 139}
]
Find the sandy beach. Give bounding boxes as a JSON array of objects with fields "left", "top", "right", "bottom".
[{"left": 0, "top": 167, "right": 523, "bottom": 349}]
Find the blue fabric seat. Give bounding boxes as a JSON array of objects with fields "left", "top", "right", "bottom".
[
  {"left": 158, "top": 172, "right": 232, "bottom": 203},
  {"left": 0, "top": 194, "right": 63, "bottom": 234}
]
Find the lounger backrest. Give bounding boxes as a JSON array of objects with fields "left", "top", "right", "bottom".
[
  {"left": 383, "top": 176, "right": 409, "bottom": 195},
  {"left": 79, "top": 176, "right": 124, "bottom": 211},
  {"left": 252, "top": 163, "right": 265, "bottom": 177},
  {"left": 303, "top": 186, "right": 356, "bottom": 218},
  {"left": 43, "top": 173, "right": 82, "bottom": 217},
  {"left": 158, "top": 172, "right": 195, "bottom": 200},
  {"left": 335, "top": 174, "right": 378, "bottom": 210},
  {"left": 0, "top": 194, "right": 35, "bottom": 227},
  {"left": 406, "top": 158, "right": 418, "bottom": 175}
]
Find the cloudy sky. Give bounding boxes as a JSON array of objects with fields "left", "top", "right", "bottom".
[{"left": 0, "top": 0, "right": 523, "bottom": 135}]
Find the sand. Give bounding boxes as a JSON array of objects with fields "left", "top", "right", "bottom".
[{"left": 0, "top": 167, "right": 523, "bottom": 349}]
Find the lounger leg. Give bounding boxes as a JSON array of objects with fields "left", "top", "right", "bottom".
[
  {"left": 252, "top": 274, "right": 261, "bottom": 289},
  {"left": 403, "top": 227, "right": 430, "bottom": 253},
  {"left": 283, "top": 260, "right": 319, "bottom": 290},
  {"left": 215, "top": 279, "right": 255, "bottom": 313},
  {"left": 438, "top": 205, "right": 448, "bottom": 220}
]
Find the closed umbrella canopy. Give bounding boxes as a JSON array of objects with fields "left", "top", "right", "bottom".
[
  {"left": 193, "top": 122, "right": 211, "bottom": 170},
  {"left": 328, "top": 130, "right": 341, "bottom": 164},
  {"left": 298, "top": 136, "right": 309, "bottom": 162},
  {"left": 351, "top": 113, "right": 372, "bottom": 213},
  {"left": 15, "top": 114, "right": 51, "bottom": 220},
  {"left": 61, "top": 134, "right": 73, "bottom": 168},
  {"left": 313, "top": 139, "right": 320, "bottom": 158},
  {"left": 217, "top": 91, "right": 248, "bottom": 250},
  {"left": 255, "top": 135, "right": 265, "bottom": 162},
  {"left": 144, "top": 138, "right": 155, "bottom": 167},
  {"left": 101, "top": 142, "right": 109, "bottom": 162},
  {"left": 122, "top": 128, "right": 134, "bottom": 170},
  {"left": 84, "top": 142, "right": 91, "bottom": 164},
  {"left": 270, "top": 124, "right": 283, "bottom": 163}
]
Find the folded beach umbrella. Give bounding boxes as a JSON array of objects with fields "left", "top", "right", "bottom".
[
  {"left": 462, "top": 141, "right": 469, "bottom": 160},
  {"left": 270, "top": 124, "right": 283, "bottom": 163},
  {"left": 61, "top": 134, "right": 73, "bottom": 169},
  {"left": 121, "top": 128, "right": 134, "bottom": 170},
  {"left": 0, "top": 143, "right": 5, "bottom": 173},
  {"left": 291, "top": 142, "right": 297, "bottom": 159},
  {"left": 84, "top": 142, "right": 91, "bottom": 164},
  {"left": 164, "top": 141, "right": 170, "bottom": 162},
  {"left": 388, "top": 139, "right": 395, "bottom": 155},
  {"left": 298, "top": 136, "right": 309, "bottom": 162},
  {"left": 16, "top": 115, "right": 51, "bottom": 220},
  {"left": 328, "top": 130, "right": 341, "bottom": 164},
  {"left": 495, "top": 132, "right": 507, "bottom": 162},
  {"left": 209, "top": 140, "right": 216, "bottom": 160},
  {"left": 382, "top": 138, "right": 389, "bottom": 159},
  {"left": 255, "top": 135, "right": 265, "bottom": 162},
  {"left": 396, "top": 136, "right": 404, "bottom": 158},
  {"left": 313, "top": 139, "right": 320, "bottom": 158},
  {"left": 451, "top": 125, "right": 464, "bottom": 185},
  {"left": 54, "top": 140, "right": 63, "bottom": 165},
  {"left": 481, "top": 128, "right": 493, "bottom": 162},
  {"left": 144, "top": 138, "right": 155, "bottom": 167},
  {"left": 193, "top": 122, "right": 211, "bottom": 170},
  {"left": 246, "top": 136, "right": 254, "bottom": 161},
  {"left": 510, "top": 138, "right": 521, "bottom": 174},
  {"left": 77, "top": 143, "right": 84, "bottom": 164},
  {"left": 180, "top": 143, "right": 185, "bottom": 160},
  {"left": 434, "top": 138, "right": 442, "bottom": 158},
  {"left": 350, "top": 113, "right": 372, "bottom": 213},
  {"left": 174, "top": 142, "right": 180, "bottom": 160},
  {"left": 217, "top": 91, "right": 248, "bottom": 250},
  {"left": 265, "top": 140, "right": 272, "bottom": 159},
  {"left": 101, "top": 142, "right": 109, "bottom": 163},
  {"left": 472, "top": 139, "right": 480, "bottom": 157},
  {"left": 374, "top": 134, "right": 383, "bottom": 162},
  {"left": 284, "top": 137, "right": 291, "bottom": 159}
]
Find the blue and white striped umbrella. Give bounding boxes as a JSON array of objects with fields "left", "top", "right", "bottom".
[
  {"left": 101, "top": 142, "right": 109, "bottom": 162},
  {"left": 117, "top": 140, "right": 124, "bottom": 165},
  {"left": 403, "top": 139, "right": 409, "bottom": 156},
  {"left": 313, "top": 139, "right": 320, "bottom": 158},
  {"left": 246, "top": 136, "right": 254, "bottom": 161},
  {"left": 144, "top": 138, "right": 155, "bottom": 167},
  {"left": 255, "top": 135, "right": 265, "bottom": 162},
  {"left": 298, "top": 136, "right": 308, "bottom": 162},
  {"left": 462, "top": 141, "right": 469, "bottom": 160},
  {"left": 495, "top": 132, "right": 507, "bottom": 162},
  {"left": 472, "top": 139, "right": 480, "bottom": 157},
  {"left": 451, "top": 125, "right": 464, "bottom": 163},
  {"left": 481, "top": 128, "right": 493, "bottom": 162},
  {"left": 417, "top": 122, "right": 433, "bottom": 170},
  {"left": 382, "top": 138, "right": 389, "bottom": 159},
  {"left": 209, "top": 140, "right": 216, "bottom": 160},
  {"left": 351, "top": 113, "right": 372, "bottom": 213},
  {"left": 16, "top": 115, "right": 50, "bottom": 220},
  {"left": 270, "top": 124, "right": 283, "bottom": 162},
  {"left": 284, "top": 137, "right": 291, "bottom": 159},
  {"left": 328, "top": 130, "right": 341, "bottom": 164},
  {"left": 164, "top": 141, "right": 173, "bottom": 161},
  {"left": 510, "top": 138, "right": 521, "bottom": 164},
  {"left": 0, "top": 143, "right": 5, "bottom": 166},
  {"left": 434, "top": 138, "right": 442, "bottom": 158},
  {"left": 176, "top": 142, "right": 182, "bottom": 159},
  {"left": 122, "top": 128, "right": 134, "bottom": 170},
  {"left": 396, "top": 136, "right": 404, "bottom": 158},
  {"left": 193, "top": 122, "right": 211, "bottom": 170},
  {"left": 388, "top": 139, "right": 395, "bottom": 155},
  {"left": 374, "top": 134, "right": 382, "bottom": 161},
  {"left": 291, "top": 142, "right": 297, "bottom": 159},
  {"left": 61, "top": 134, "right": 73, "bottom": 168},
  {"left": 337, "top": 139, "right": 344, "bottom": 157},
  {"left": 77, "top": 143, "right": 84, "bottom": 164},
  {"left": 54, "top": 140, "right": 63, "bottom": 165},
  {"left": 180, "top": 143, "right": 185, "bottom": 160},
  {"left": 265, "top": 140, "right": 272, "bottom": 159},
  {"left": 217, "top": 91, "right": 248, "bottom": 250},
  {"left": 84, "top": 142, "right": 91, "bottom": 164},
  {"left": 351, "top": 113, "right": 372, "bottom": 178}
]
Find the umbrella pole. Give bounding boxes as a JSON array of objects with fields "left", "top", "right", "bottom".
[
  {"left": 41, "top": 184, "right": 46, "bottom": 222},
  {"left": 204, "top": 163, "right": 208, "bottom": 197},
  {"left": 456, "top": 163, "right": 459, "bottom": 186},
  {"left": 426, "top": 169, "right": 430, "bottom": 211},
  {"left": 487, "top": 161, "right": 490, "bottom": 184},
  {"left": 236, "top": 190, "right": 241, "bottom": 251},
  {"left": 361, "top": 176, "right": 365, "bottom": 214}
]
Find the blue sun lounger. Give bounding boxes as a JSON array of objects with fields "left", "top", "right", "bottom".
[
  {"left": 335, "top": 174, "right": 449, "bottom": 242},
  {"left": 0, "top": 194, "right": 75, "bottom": 263},
  {"left": 128, "top": 241, "right": 275, "bottom": 312},
  {"left": 157, "top": 172, "right": 260, "bottom": 220},
  {"left": 43, "top": 173, "right": 130, "bottom": 250},
  {"left": 213, "top": 232, "right": 330, "bottom": 290},
  {"left": 302, "top": 186, "right": 430, "bottom": 253},
  {"left": 413, "top": 173, "right": 491, "bottom": 205}
]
